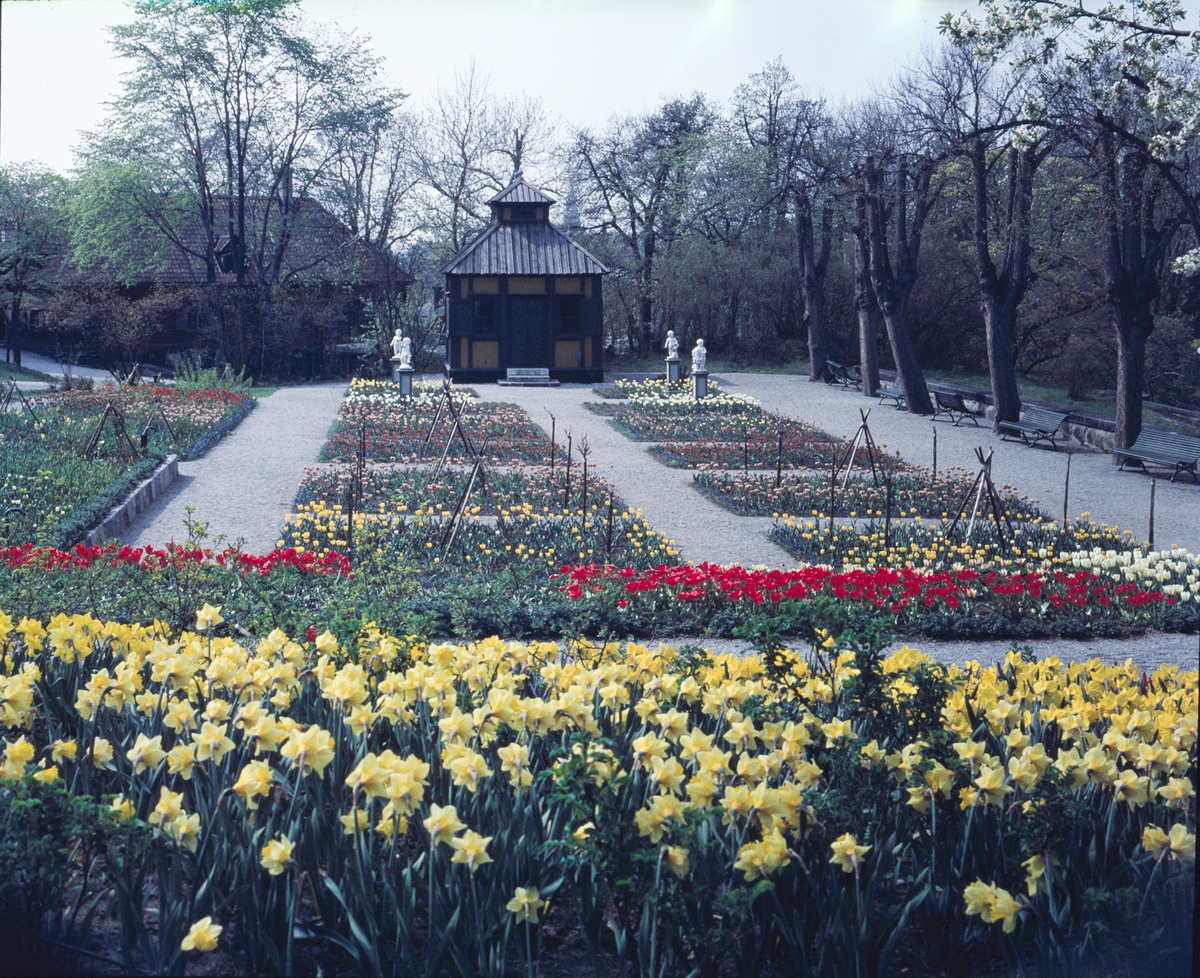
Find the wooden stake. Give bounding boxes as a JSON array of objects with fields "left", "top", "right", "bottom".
[
  {"left": 775, "top": 430, "right": 783, "bottom": 489},
  {"left": 884, "top": 472, "right": 893, "bottom": 554},
  {"left": 606, "top": 495, "right": 614, "bottom": 559},
  {"left": 564, "top": 433, "right": 572, "bottom": 509},
  {"left": 1148, "top": 478, "right": 1156, "bottom": 551},
  {"left": 1062, "top": 449, "right": 1072, "bottom": 530},
  {"left": 932, "top": 426, "right": 937, "bottom": 484}
]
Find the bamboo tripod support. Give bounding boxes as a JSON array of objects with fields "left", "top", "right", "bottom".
[{"left": 946, "top": 447, "right": 1015, "bottom": 549}]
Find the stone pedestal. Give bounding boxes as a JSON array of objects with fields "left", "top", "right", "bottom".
[
  {"left": 392, "top": 357, "right": 414, "bottom": 395},
  {"left": 692, "top": 369, "right": 709, "bottom": 400},
  {"left": 666, "top": 357, "right": 682, "bottom": 383}
]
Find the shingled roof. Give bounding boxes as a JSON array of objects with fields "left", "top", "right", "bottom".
[
  {"left": 92, "top": 197, "right": 394, "bottom": 287},
  {"left": 489, "top": 175, "right": 556, "bottom": 205},
  {"left": 443, "top": 176, "right": 607, "bottom": 276}
]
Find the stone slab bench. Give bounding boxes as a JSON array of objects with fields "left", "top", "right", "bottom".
[{"left": 497, "top": 368, "right": 560, "bottom": 387}]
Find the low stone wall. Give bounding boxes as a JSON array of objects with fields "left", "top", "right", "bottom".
[{"left": 84, "top": 455, "right": 179, "bottom": 547}]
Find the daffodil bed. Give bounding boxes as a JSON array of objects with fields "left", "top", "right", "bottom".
[
  {"left": 321, "top": 380, "right": 552, "bottom": 465},
  {"left": 0, "top": 385, "right": 253, "bottom": 547},
  {"left": 694, "top": 468, "right": 1038, "bottom": 519},
  {"left": 0, "top": 619, "right": 1193, "bottom": 976}
]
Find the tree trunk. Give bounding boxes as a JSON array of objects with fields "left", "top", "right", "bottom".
[
  {"left": 853, "top": 195, "right": 880, "bottom": 397},
  {"left": 9, "top": 296, "right": 22, "bottom": 369},
  {"left": 793, "top": 183, "right": 831, "bottom": 382},
  {"left": 863, "top": 156, "right": 933, "bottom": 415},
  {"left": 1113, "top": 300, "right": 1152, "bottom": 451},
  {"left": 970, "top": 141, "right": 1030, "bottom": 431}
]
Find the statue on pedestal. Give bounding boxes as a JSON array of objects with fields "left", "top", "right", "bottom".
[
  {"left": 664, "top": 330, "right": 680, "bottom": 360},
  {"left": 399, "top": 336, "right": 413, "bottom": 369},
  {"left": 691, "top": 338, "right": 707, "bottom": 372},
  {"left": 391, "top": 328, "right": 404, "bottom": 359}
]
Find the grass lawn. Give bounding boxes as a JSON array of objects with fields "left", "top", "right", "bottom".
[
  {"left": 0, "top": 361, "right": 55, "bottom": 384},
  {"left": 922, "top": 368, "right": 1195, "bottom": 431}
]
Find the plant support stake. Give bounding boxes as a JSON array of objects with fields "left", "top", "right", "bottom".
[
  {"left": 932, "top": 426, "right": 937, "bottom": 484},
  {"left": 1148, "top": 478, "right": 1156, "bottom": 551},
  {"left": 884, "top": 472, "right": 893, "bottom": 553},
  {"left": 775, "top": 431, "right": 783, "bottom": 489},
  {"left": 1062, "top": 449, "right": 1072, "bottom": 530}
]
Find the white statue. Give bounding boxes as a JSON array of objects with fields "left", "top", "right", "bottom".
[
  {"left": 390, "top": 328, "right": 404, "bottom": 359},
  {"left": 399, "top": 335, "right": 413, "bottom": 369},
  {"left": 665, "top": 330, "right": 680, "bottom": 360},
  {"left": 691, "top": 338, "right": 707, "bottom": 372}
]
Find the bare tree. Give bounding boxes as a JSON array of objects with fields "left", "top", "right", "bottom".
[
  {"left": 901, "top": 44, "right": 1054, "bottom": 429},
  {"left": 416, "top": 61, "right": 553, "bottom": 253},
  {"left": 860, "top": 141, "right": 938, "bottom": 416},
  {"left": 568, "top": 96, "right": 713, "bottom": 351}
]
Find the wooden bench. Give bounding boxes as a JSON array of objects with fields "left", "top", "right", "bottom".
[
  {"left": 497, "top": 367, "right": 559, "bottom": 387},
  {"left": 824, "top": 361, "right": 862, "bottom": 391},
  {"left": 999, "top": 405, "right": 1068, "bottom": 450},
  {"left": 932, "top": 390, "right": 980, "bottom": 426},
  {"left": 1118, "top": 429, "right": 1200, "bottom": 483},
  {"left": 877, "top": 380, "right": 906, "bottom": 409}
]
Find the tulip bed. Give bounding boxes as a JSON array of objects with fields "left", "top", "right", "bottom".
[
  {"left": 694, "top": 468, "right": 1037, "bottom": 518},
  {"left": 555, "top": 545, "right": 1200, "bottom": 638},
  {"left": 296, "top": 463, "right": 619, "bottom": 519},
  {"left": 0, "top": 617, "right": 1193, "bottom": 977},
  {"left": 322, "top": 379, "right": 552, "bottom": 465},
  {"left": 0, "top": 385, "right": 253, "bottom": 548}
]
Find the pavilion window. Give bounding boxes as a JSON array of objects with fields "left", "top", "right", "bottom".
[
  {"left": 473, "top": 299, "right": 495, "bottom": 332},
  {"left": 558, "top": 297, "right": 581, "bottom": 334}
]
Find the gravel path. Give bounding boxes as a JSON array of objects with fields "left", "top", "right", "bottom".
[
  {"left": 474, "top": 385, "right": 791, "bottom": 567},
  {"left": 122, "top": 384, "right": 346, "bottom": 553}
]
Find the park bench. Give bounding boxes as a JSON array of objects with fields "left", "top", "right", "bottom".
[
  {"left": 1117, "top": 429, "right": 1200, "bottom": 483},
  {"left": 932, "top": 390, "right": 980, "bottom": 426},
  {"left": 824, "top": 361, "right": 862, "bottom": 391},
  {"left": 877, "top": 379, "right": 906, "bottom": 409},
  {"left": 999, "top": 405, "right": 1068, "bottom": 450},
  {"left": 498, "top": 367, "right": 559, "bottom": 387}
]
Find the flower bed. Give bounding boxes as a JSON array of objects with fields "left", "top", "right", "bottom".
[
  {"left": 323, "top": 380, "right": 551, "bottom": 465},
  {"left": 614, "top": 376, "right": 761, "bottom": 413},
  {"left": 554, "top": 552, "right": 1198, "bottom": 636},
  {"left": 695, "top": 468, "right": 1036, "bottom": 518},
  {"left": 1, "top": 385, "right": 253, "bottom": 547},
  {"left": 610, "top": 409, "right": 825, "bottom": 442},
  {"left": 283, "top": 499, "right": 677, "bottom": 572},
  {"left": 1, "top": 621, "right": 1193, "bottom": 975},
  {"left": 649, "top": 428, "right": 904, "bottom": 471},
  {"left": 296, "top": 463, "right": 619, "bottom": 518}
]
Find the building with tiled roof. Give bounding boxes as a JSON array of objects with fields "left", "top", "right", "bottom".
[{"left": 443, "top": 174, "right": 606, "bottom": 382}]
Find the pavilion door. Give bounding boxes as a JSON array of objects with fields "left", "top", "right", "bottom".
[{"left": 509, "top": 298, "right": 546, "bottom": 367}]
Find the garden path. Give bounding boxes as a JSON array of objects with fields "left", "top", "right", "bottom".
[
  {"left": 473, "top": 385, "right": 794, "bottom": 568},
  {"left": 121, "top": 383, "right": 347, "bottom": 553}
]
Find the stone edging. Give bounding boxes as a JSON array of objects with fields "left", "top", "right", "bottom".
[{"left": 84, "top": 455, "right": 179, "bottom": 547}]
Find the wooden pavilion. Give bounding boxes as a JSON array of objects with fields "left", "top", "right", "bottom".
[{"left": 443, "top": 175, "right": 606, "bottom": 383}]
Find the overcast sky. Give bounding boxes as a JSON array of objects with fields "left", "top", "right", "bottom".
[{"left": 2, "top": 0, "right": 975, "bottom": 174}]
